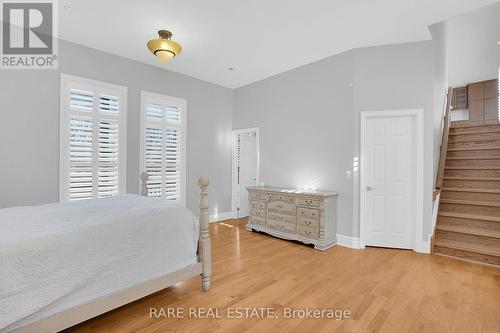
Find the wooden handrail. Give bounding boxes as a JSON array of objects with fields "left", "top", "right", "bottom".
[{"left": 435, "top": 87, "right": 453, "bottom": 191}]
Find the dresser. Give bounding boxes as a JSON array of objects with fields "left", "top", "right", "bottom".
[{"left": 246, "top": 186, "right": 339, "bottom": 250}]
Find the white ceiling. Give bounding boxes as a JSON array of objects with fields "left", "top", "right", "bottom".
[{"left": 59, "top": 0, "right": 498, "bottom": 89}]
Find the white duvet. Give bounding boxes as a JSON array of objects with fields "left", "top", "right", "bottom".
[{"left": 0, "top": 195, "right": 199, "bottom": 332}]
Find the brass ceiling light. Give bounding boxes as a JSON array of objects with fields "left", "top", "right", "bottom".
[{"left": 147, "top": 30, "right": 182, "bottom": 64}]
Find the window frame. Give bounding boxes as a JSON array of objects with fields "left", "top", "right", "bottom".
[
  {"left": 140, "top": 90, "right": 187, "bottom": 207},
  {"left": 59, "top": 73, "right": 128, "bottom": 201}
]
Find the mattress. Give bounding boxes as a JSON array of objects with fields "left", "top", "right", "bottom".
[{"left": 0, "top": 195, "right": 199, "bottom": 332}]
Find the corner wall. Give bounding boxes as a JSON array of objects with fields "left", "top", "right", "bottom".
[
  {"left": 447, "top": 2, "right": 500, "bottom": 86},
  {"left": 352, "top": 42, "right": 434, "bottom": 240},
  {"left": 234, "top": 41, "right": 434, "bottom": 241},
  {"left": 233, "top": 51, "right": 355, "bottom": 236}
]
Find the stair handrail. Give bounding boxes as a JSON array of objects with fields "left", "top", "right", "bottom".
[{"left": 435, "top": 87, "right": 454, "bottom": 191}]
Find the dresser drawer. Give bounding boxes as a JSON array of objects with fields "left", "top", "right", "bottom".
[
  {"left": 250, "top": 200, "right": 266, "bottom": 210},
  {"left": 297, "top": 216, "right": 319, "bottom": 228},
  {"left": 268, "top": 202, "right": 296, "bottom": 215},
  {"left": 297, "top": 207, "right": 320, "bottom": 220},
  {"left": 275, "top": 221, "right": 297, "bottom": 233},
  {"left": 269, "top": 193, "right": 295, "bottom": 204},
  {"left": 249, "top": 216, "right": 266, "bottom": 226},
  {"left": 267, "top": 212, "right": 296, "bottom": 224},
  {"left": 266, "top": 219, "right": 277, "bottom": 229},
  {"left": 250, "top": 207, "right": 266, "bottom": 218},
  {"left": 250, "top": 191, "right": 269, "bottom": 201},
  {"left": 296, "top": 197, "right": 320, "bottom": 207},
  {"left": 298, "top": 225, "right": 319, "bottom": 239}
]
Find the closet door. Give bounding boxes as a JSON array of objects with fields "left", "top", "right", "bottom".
[
  {"left": 468, "top": 82, "right": 484, "bottom": 124},
  {"left": 468, "top": 79, "right": 499, "bottom": 124},
  {"left": 484, "top": 79, "right": 499, "bottom": 122}
]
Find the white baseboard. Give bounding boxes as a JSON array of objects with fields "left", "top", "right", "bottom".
[
  {"left": 209, "top": 211, "right": 234, "bottom": 223},
  {"left": 336, "top": 234, "right": 363, "bottom": 249},
  {"left": 415, "top": 240, "right": 430, "bottom": 254}
]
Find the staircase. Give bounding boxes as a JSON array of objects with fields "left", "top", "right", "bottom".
[{"left": 433, "top": 122, "right": 500, "bottom": 266}]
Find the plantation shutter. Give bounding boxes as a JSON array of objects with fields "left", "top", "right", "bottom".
[
  {"left": 60, "top": 75, "right": 127, "bottom": 201},
  {"left": 141, "top": 93, "right": 186, "bottom": 205}
]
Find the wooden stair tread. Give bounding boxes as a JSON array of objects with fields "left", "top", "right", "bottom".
[
  {"left": 441, "top": 187, "right": 500, "bottom": 193},
  {"left": 445, "top": 166, "right": 500, "bottom": 170},
  {"left": 447, "top": 147, "right": 500, "bottom": 151},
  {"left": 448, "top": 138, "right": 500, "bottom": 143},
  {"left": 443, "top": 176, "right": 500, "bottom": 181},
  {"left": 450, "top": 122, "right": 500, "bottom": 129},
  {"left": 446, "top": 156, "right": 500, "bottom": 160},
  {"left": 449, "top": 129, "right": 500, "bottom": 135},
  {"left": 436, "top": 225, "right": 500, "bottom": 239},
  {"left": 433, "top": 239, "right": 500, "bottom": 257},
  {"left": 438, "top": 211, "right": 500, "bottom": 222},
  {"left": 440, "top": 199, "right": 500, "bottom": 207}
]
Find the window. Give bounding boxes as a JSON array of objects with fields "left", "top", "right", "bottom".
[
  {"left": 140, "top": 91, "right": 186, "bottom": 206},
  {"left": 59, "top": 74, "right": 127, "bottom": 201}
]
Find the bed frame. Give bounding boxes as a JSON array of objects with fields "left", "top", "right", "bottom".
[{"left": 14, "top": 174, "right": 212, "bottom": 333}]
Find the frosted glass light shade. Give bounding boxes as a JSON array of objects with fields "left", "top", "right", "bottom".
[{"left": 156, "top": 50, "right": 175, "bottom": 64}]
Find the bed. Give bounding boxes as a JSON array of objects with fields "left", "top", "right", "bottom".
[{"left": 0, "top": 174, "right": 212, "bottom": 333}]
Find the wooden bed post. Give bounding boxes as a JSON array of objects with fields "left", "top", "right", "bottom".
[
  {"left": 198, "top": 176, "right": 211, "bottom": 292},
  {"left": 140, "top": 172, "right": 149, "bottom": 197}
]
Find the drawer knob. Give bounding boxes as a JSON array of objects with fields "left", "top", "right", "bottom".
[
  {"left": 306, "top": 200, "right": 312, "bottom": 204},
  {"left": 305, "top": 221, "right": 311, "bottom": 226}
]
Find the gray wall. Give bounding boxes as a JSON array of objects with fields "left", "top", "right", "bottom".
[
  {"left": 233, "top": 51, "right": 355, "bottom": 236},
  {"left": 234, "top": 41, "right": 434, "bottom": 240},
  {"left": 0, "top": 40, "right": 234, "bottom": 216},
  {"left": 352, "top": 42, "right": 434, "bottom": 239},
  {"left": 429, "top": 22, "right": 449, "bottom": 181},
  {"left": 447, "top": 2, "right": 500, "bottom": 86}
]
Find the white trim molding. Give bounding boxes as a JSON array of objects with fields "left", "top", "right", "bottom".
[
  {"left": 359, "top": 109, "right": 425, "bottom": 253},
  {"left": 209, "top": 211, "right": 235, "bottom": 223},
  {"left": 336, "top": 234, "right": 363, "bottom": 249}
]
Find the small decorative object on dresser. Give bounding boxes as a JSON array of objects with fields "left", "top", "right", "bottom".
[{"left": 246, "top": 186, "right": 339, "bottom": 250}]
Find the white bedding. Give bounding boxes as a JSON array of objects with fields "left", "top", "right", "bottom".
[{"left": 0, "top": 195, "right": 199, "bottom": 332}]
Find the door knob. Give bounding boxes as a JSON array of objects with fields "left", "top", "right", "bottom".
[{"left": 366, "top": 185, "right": 376, "bottom": 191}]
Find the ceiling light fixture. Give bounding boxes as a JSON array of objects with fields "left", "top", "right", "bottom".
[{"left": 147, "top": 30, "right": 182, "bottom": 64}]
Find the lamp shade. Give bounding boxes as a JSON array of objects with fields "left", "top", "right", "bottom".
[
  {"left": 155, "top": 50, "right": 175, "bottom": 64},
  {"left": 147, "top": 30, "right": 182, "bottom": 64}
]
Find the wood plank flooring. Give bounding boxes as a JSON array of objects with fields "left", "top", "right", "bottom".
[{"left": 66, "top": 219, "right": 500, "bottom": 333}]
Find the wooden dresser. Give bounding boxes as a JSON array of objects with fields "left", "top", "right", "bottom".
[{"left": 246, "top": 186, "right": 339, "bottom": 250}]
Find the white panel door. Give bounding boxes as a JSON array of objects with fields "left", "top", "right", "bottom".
[
  {"left": 364, "top": 115, "right": 415, "bottom": 249},
  {"left": 234, "top": 131, "right": 258, "bottom": 218}
]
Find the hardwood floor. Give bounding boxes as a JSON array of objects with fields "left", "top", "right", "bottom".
[{"left": 67, "top": 219, "right": 500, "bottom": 333}]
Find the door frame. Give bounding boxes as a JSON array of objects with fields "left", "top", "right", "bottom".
[
  {"left": 231, "top": 127, "right": 260, "bottom": 219},
  {"left": 359, "top": 109, "right": 424, "bottom": 251}
]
